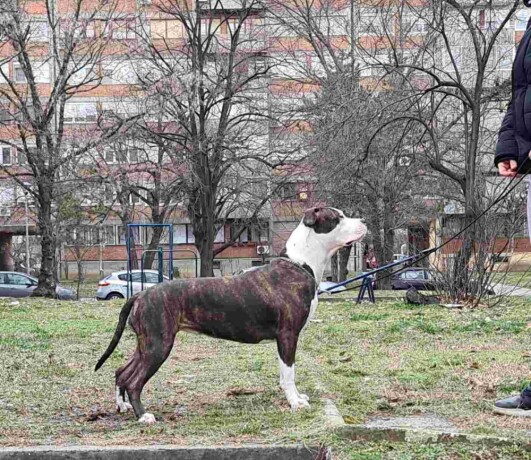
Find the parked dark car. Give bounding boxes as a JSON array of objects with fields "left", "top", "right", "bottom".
[
  {"left": 391, "top": 268, "right": 435, "bottom": 291},
  {"left": 391, "top": 268, "right": 495, "bottom": 295},
  {"left": 0, "top": 271, "right": 76, "bottom": 300}
]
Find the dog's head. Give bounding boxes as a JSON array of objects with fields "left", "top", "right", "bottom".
[{"left": 302, "top": 207, "right": 366, "bottom": 251}]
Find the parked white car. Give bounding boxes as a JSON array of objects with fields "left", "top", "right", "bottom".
[{"left": 96, "top": 270, "right": 169, "bottom": 300}]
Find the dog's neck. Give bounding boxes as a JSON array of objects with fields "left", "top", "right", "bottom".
[{"left": 283, "top": 224, "right": 336, "bottom": 284}]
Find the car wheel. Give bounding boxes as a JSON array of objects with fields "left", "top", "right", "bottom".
[{"left": 106, "top": 292, "right": 124, "bottom": 300}]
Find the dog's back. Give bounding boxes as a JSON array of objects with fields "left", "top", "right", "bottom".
[{"left": 130, "top": 259, "right": 317, "bottom": 344}]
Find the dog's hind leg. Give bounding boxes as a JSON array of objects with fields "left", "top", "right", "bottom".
[
  {"left": 116, "top": 330, "right": 175, "bottom": 423},
  {"left": 277, "top": 331, "right": 310, "bottom": 410},
  {"left": 115, "top": 386, "right": 132, "bottom": 413}
]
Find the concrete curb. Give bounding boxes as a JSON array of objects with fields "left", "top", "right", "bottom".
[
  {"left": 321, "top": 398, "right": 531, "bottom": 450},
  {"left": 336, "top": 424, "right": 531, "bottom": 450},
  {"left": 0, "top": 444, "right": 326, "bottom": 460}
]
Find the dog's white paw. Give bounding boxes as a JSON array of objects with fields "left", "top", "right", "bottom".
[
  {"left": 117, "top": 402, "right": 132, "bottom": 413},
  {"left": 290, "top": 398, "right": 310, "bottom": 411},
  {"left": 138, "top": 413, "right": 157, "bottom": 424},
  {"left": 298, "top": 393, "right": 309, "bottom": 401}
]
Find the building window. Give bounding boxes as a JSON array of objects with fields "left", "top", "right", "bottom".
[
  {"left": 30, "top": 22, "right": 49, "bottom": 42},
  {"left": 129, "top": 191, "right": 142, "bottom": 205},
  {"left": 274, "top": 182, "right": 297, "bottom": 200},
  {"left": 64, "top": 102, "right": 97, "bottom": 123},
  {"left": 101, "top": 61, "right": 138, "bottom": 85},
  {"left": 214, "top": 226, "right": 224, "bottom": 243},
  {"left": 151, "top": 19, "right": 185, "bottom": 39},
  {"left": 12, "top": 60, "right": 50, "bottom": 84},
  {"left": 401, "top": 15, "right": 428, "bottom": 34},
  {"left": 479, "top": 9, "right": 502, "bottom": 31},
  {"left": 69, "top": 65, "right": 95, "bottom": 85},
  {"left": 13, "top": 63, "right": 26, "bottom": 83},
  {"left": 499, "top": 46, "right": 513, "bottom": 69},
  {"left": 104, "top": 146, "right": 140, "bottom": 163},
  {"left": 104, "top": 20, "right": 137, "bottom": 39},
  {"left": 515, "top": 10, "right": 530, "bottom": 31},
  {"left": 129, "top": 147, "right": 140, "bottom": 163},
  {"left": 0, "top": 107, "right": 11, "bottom": 122},
  {"left": 119, "top": 226, "right": 141, "bottom": 245},
  {"left": 229, "top": 220, "right": 268, "bottom": 243},
  {"left": 173, "top": 224, "right": 187, "bottom": 243},
  {"left": 73, "top": 20, "right": 95, "bottom": 39},
  {"left": 18, "top": 148, "right": 30, "bottom": 165},
  {"left": 359, "top": 12, "right": 388, "bottom": 35},
  {"left": 172, "top": 223, "right": 220, "bottom": 244},
  {"left": 0, "top": 146, "right": 11, "bottom": 165}
]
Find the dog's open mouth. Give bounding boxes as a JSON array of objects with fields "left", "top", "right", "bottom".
[{"left": 344, "top": 241, "right": 355, "bottom": 247}]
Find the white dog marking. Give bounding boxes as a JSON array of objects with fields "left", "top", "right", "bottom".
[
  {"left": 138, "top": 413, "right": 157, "bottom": 424},
  {"left": 278, "top": 356, "right": 310, "bottom": 410},
  {"left": 115, "top": 387, "right": 132, "bottom": 413}
]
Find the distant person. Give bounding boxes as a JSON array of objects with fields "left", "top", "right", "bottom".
[
  {"left": 365, "top": 246, "right": 378, "bottom": 270},
  {"left": 493, "top": 0, "right": 531, "bottom": 416}
]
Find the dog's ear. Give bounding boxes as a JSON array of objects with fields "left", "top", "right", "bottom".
[{"left": 303, "top": 207, "right": 321, "bottom": 227}]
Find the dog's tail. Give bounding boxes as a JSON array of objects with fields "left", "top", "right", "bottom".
[{"left": 95, "top": 295, "right": 136, "bottom": 371}]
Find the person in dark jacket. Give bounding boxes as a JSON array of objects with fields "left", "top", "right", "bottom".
[
  {"left": 495, "top": 3, "right": 531, "bottom": 176},
  {"left": 493, "top": 0, "right": 531, "bottom": 417}
]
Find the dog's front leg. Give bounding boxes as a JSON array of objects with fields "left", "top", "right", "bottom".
[
  {"left": 277, "top": 333, "right": 310, "bottom": 410},
  {"left": 278, "top": 357, "right": 310, "bottom": 409}
]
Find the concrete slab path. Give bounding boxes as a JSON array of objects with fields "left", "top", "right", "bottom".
[{"left": 493, "top": 283, "right": 531, "bottom": 297}]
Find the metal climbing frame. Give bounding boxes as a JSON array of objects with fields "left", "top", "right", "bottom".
[{"left": 126, "top": 223, "right": 174, "bottom": 299}]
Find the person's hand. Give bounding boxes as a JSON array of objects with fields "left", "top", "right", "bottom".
[{"left": 498, "top": 159, "right": 518, "bottom": 177}]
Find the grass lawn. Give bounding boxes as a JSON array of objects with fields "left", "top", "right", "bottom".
[
  {"left": 59, "top": 280, "right": 99, "bottom": 299},
  {"left": 1, "top": 296, "right": 531, "bottom": 459},
  {"left": 492, "top": 271, "right": 531, "bottom": 289}
]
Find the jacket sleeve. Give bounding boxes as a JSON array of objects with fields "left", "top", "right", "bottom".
[{"left": 494, "top": 100, "right": 519, "bottom": 167}]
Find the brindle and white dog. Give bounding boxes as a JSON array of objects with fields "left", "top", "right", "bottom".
[{"left": 95, "top": 207, "right": 366, "bottom": 423}]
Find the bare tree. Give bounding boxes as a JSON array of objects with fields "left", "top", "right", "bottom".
[
  {"left": 310, "top": 74, "right": 434, "bottom": 287},
  {"left": 369, "top": 0, "right": 522, "bottom": 301},
  {"left": 81, "top": 126, "right": 185, "bottom": 270},
  {"left": 264, "top": 0, "right": 435, "bottom": 285},
  {"left": 0, "top": 0, "right": 138, "bottom": 296},
  {"left": 136, "top": 0, "right": 285, "bottom": 276}
]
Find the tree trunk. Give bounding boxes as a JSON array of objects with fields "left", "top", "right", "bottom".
[
  {"left": 380, "top": 201, "right": 395, "bottom": 290},
  {"left": 198, "top": 239, "right": 214, "bottom": 277},
  {"left": 190, "top": 206, "right": 216, "bottom": 277},
  {"left": 189, "top": 174, "right": 217, "bottom": 277},
  {"left": 32, "top": 189, "right": 57, "bottom": 298},
  {"left": 338, "top": 246, "right": 351, "bottom": 282},
  {"left": 76, "top": 250, "right": 84, "bottom": 301},
  {"left": 368, "top": 199, "right": 394, "bottom": 290},
  {"left": 122, "top": 219, "right": 139, "bottom": 270},
  {"left": 331, "top": 253, "right": 338, "bottom": 282},
  {"left": 143, "top": 225, "right": 165, "bottom": 269}
]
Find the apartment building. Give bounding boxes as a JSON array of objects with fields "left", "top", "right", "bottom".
[{"left": 0, "top": 0, "right": 526, "bottom": 278}]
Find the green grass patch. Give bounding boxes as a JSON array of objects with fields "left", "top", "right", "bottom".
[{"left": 1, "top": 296, "right": 531, "bottom": 454}]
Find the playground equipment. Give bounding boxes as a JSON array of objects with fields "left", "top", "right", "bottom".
[
  {"left": 126, "top": 223, "right": 201, "bottom": 297},
  {"left": 319, "top": 248, "right": 435, "bottom": 303},
  {"left": 126, "top": 223, "right": 174, "bottom": 299}
]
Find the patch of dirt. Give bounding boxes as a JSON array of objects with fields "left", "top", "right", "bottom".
[
  {"left": 452, "top": 413, "right": 531, "bottom": 432},
  {"left": 226, "top": 387, "right": 265, "bottom": 397},
  {"left": 168, "top": 342, "right": 220, "bottom": 364},
  {"left": 380, "top": 386, "right": 459, "bottom": 407}
]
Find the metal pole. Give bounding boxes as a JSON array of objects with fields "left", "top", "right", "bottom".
[
  {"left": 99, "top": 224, "right": 104, "bottom": 278},
  {"left": 24, "top": 191, "right": 29, "bottom": 274}
]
